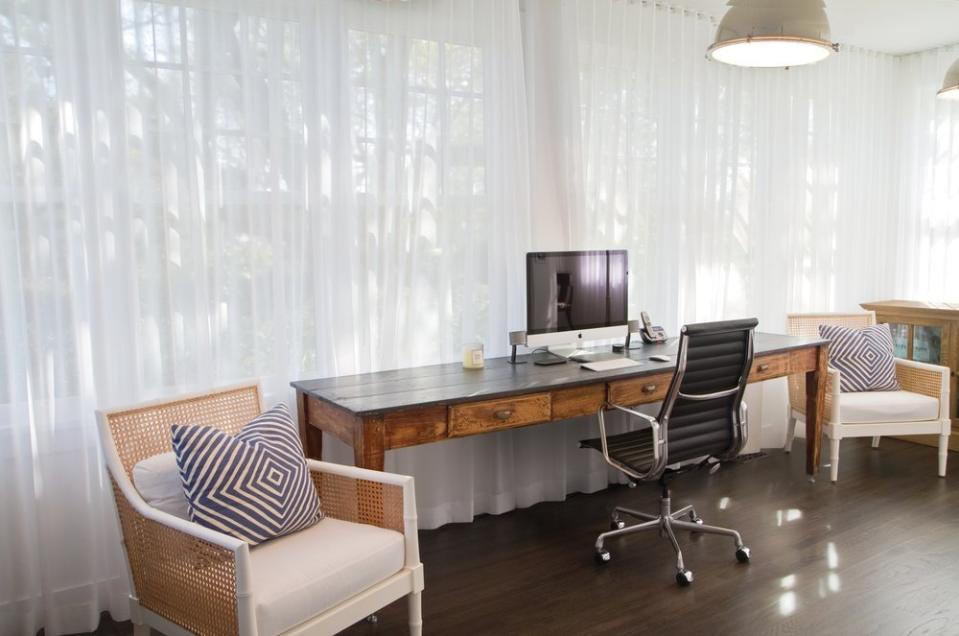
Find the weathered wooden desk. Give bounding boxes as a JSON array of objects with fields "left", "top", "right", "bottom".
[{"left": 292, "top": 333, "right": 829, "bottom": 476}]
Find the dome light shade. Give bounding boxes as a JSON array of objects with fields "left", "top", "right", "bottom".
[
  {"left": 938, "top": 57, "right": 959, "bottom": 101},
  {"left": 707, "top": 0, "right": 838, "bottom": 68}
]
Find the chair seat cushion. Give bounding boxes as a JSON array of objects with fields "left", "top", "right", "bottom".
[
  {"left": 838, "top": 390, "right": 939, "bottom": 424},
  {"left": 581, "top": 429, "right": 656, "bottom": 472},
  {"left": 250, "top": 517, "right": 405, "bottom": 635}
]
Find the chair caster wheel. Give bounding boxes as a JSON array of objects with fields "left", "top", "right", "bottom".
[
  {"left": 610, "top": 518, "right": 626, "bottom": 530},
  {"left": 691, "top": 515, "right": 703, "bottom": 525},
  {"left": 595, "top": 549, "right": 611, "bottom": 564},
  {"left": 736, "top": 546, "right": 751, "bottom": 563},
  {"left": 676, "top": 569, "right": 694, "bottom": 586}
]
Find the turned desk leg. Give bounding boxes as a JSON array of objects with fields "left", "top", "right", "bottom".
[
  {"left": 353, "top": 417, "right": 387, "bottom": 471},
  {"left": 805, "top": 344, "right": 829, "bottom": 476}
]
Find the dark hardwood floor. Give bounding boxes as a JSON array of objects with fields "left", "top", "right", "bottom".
[{"left": 87, "top": 438, "right": 959, "bottom": 635}]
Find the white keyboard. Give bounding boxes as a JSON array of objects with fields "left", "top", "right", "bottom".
[{"left": 581, "top": 358, "right": 642, "bottom": 372}]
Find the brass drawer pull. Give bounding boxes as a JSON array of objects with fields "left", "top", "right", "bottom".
[
  {"left": 757, "top": 364, "right": 770, "bottom": 372},
  {"left": 494, "top": 409, "right": 513, "bottom": 420},
  {"left": 642, "top": 384, "right": 657, "bottom": 394}
]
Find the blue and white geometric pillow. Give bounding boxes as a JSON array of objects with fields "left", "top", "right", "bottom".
[
  {"left": 171, "top": 402, "right": 321, "bottom": 545},
  {"left": 818, "top": 323, "right": 901, "bottom": 393}
]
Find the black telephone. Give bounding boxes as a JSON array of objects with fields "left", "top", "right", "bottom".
[{"left": 640, "top": 311, "right": 668, "bottom": 343}]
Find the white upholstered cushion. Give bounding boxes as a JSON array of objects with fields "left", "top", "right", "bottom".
[
  {"left": 250, "top": 517, "right": 405, "bottom": 635},
  {"left": 838, "top": 390, "right": 939, "bottom": 424},
  {"left": 132, "top": 452, "right": 190, "bottom": 520}
]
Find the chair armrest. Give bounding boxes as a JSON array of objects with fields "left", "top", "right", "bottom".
[
  {"left": 593, "top": 404, "right": 665, "bottom": 481},
  {"left": 107, "top": 467, "right": 250, "bottom": 636},
  {"left": 306, "top": 460, "right": 421, "bottom": 569},
  {"left": 895, "top": 358, "right": 951, "bottom": 418},
  {"left": 96, "top": 403, "right": 256, "bottom": 636}
]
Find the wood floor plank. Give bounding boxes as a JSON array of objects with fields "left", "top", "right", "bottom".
[{"left": 83, "top": 438, "right": 957, "bottom": 636}]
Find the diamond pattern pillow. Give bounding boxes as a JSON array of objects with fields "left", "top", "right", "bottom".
[
  {"left": 172, "top": 402, "right": 321, "bottom": 544},
  {"left": 818, "top": 323, "right": 901, "bottom": 393}
]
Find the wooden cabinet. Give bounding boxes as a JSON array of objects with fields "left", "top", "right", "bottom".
[{"left": 860, "top": 300, "right": 959, "bottom": 450}]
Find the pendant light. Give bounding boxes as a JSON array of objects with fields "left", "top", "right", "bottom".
[
  {"left": 938, "top": 57, "right": 959, "bottom": 100},
  {"left": 707, "top": 0, "right": 839, "bottom": 69}
]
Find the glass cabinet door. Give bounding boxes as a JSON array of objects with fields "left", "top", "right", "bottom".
[
  {"left": 912, "top": 325, "right": 942, "bottom": 364},
  {"left": 888, "top": 323, "right": 910, "bottom": 359}
]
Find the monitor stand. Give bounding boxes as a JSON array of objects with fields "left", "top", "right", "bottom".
[
  {"left": 544, "top": 344, "right": 625, "bottom": 364},
  {"left": 547, "top": 344, "right": 584, "bottom": 359},
  {"left": 532, "top": 351, "right": 568, "bottom": 366}
]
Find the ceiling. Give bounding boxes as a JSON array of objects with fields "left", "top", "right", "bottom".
[{"left": 672, "top": 0, "right": 959, "bottom": 55}]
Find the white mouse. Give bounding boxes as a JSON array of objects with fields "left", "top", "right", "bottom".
[{"left": 649, "top": 355, "right": 671, "bottom": 362}]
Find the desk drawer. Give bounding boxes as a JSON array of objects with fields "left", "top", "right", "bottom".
[
  {"left": 449, "top": 393, "right": 551, "bottom": 437},
  {"left": 608, "top": 372, "right": 673, "bottom": 406},
  {"left": 749, "top": 353, "right": 790, "bottom": 382},
  {"left": 552, "top": 384, "right": 606, "bottom": 419}
]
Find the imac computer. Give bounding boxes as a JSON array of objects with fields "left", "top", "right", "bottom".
[{"left": 525, "top": 250, "right": 628, "bottom": 357}]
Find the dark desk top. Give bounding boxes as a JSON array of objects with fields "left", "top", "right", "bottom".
[{"left": 292, "top": 332, "right": 826, "bottom": 417}]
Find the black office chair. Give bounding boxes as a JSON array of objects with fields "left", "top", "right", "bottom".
[{"left": 581, "top": 318, "right": 758, "bottom": 586}]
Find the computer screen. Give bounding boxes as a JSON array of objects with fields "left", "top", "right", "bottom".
[{"left": 526, "top": 250, "right": 628, "bottom": 335}]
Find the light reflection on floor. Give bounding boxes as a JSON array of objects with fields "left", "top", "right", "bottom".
[
  {"left": 777, "top": 528, "right": 843, "bottom": 613},
  {"left": 775, "top": 508, "right": 803, "bottom": 526},
  {"left": 779, "top": 591, "right": 797, "bottom": 616}
]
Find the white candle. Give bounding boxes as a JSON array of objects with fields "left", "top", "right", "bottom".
[{"left": 462, "top": 342, "right": 485, "bottom": 369}]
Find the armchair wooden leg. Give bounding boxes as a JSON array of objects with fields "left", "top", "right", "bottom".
[
  {"left": 784, "top": 413, "right": 797, "bottom": 453},
  {"left": 829, "top": 437, "right": 841, "bottom": 483},
  {"left": 871, "top": 436, "right": 880, "bottom": 449},
  {"left": 939, "top": 433, "right": 949, "bottom": 478},
  {"left": 408, "top": 591, "right": 423, "bottom": 636}
]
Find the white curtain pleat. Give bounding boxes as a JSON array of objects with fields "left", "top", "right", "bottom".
[
  {"left": 894, "top": 46, "right": 959, "bottom": 300},
  {"left": 1, "top": 2, "right": 130, "bottom": 634}
]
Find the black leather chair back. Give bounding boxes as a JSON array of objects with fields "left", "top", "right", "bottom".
[{"left": 657, "top": 318, "right": 758, "bottom": 464}]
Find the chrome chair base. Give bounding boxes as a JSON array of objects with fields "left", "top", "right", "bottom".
[{"left": 594, "top": 491, "right": 750, "bottom": 586}]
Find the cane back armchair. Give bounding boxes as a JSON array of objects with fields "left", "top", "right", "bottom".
[
  {"left": 785, "top": 312, "right": 950, "bottom": 482},
  {"left": 96, "top": 383, "right": 424, "bottom": 636}
]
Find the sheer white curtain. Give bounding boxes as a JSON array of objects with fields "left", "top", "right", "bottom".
[
  {"left": 0, "top": 0, "right": 532, "bottom": 633},
  {"left": 555, "top": 0, "right": 900, "bottom": 333},
  {"left": 1, "top": 2, "right": 133, "bottom": 633},
  {"left": 893, "top": 45, "right": 959, "bottom": 300},
  {"left": 318, "top": 0, "right": 625, "bottom": 533},
  {"left": 530, "top": 0, "right": 905, "bottom": 445}
]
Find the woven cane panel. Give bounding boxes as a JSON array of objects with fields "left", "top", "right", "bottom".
[
  {"left": 788, "top": 369, "right": 837, "bottom": 421},
  {"left": 310, "top": 470, "right": 404, "bottom": 534},
  {"left": 896, "top": 362, "right": 943, "bottom": 400},
  {"left": 107, "top": 385, "right": 261, "bottom": 478},
  {"left": 785, "top": 312, "right": 875, "bottom": 339},
  {"left": 111, "top": 479, "right": 237, "bottom": 636},
  {"left": 786, "top": 314, "right": 874, "bottom": 420}
]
